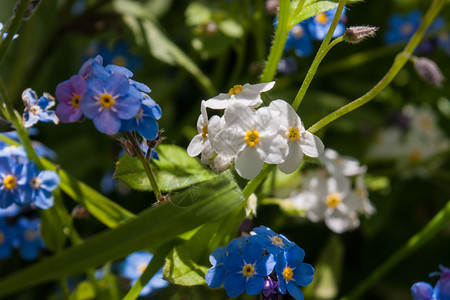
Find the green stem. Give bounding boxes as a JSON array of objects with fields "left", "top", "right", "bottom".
[
  {"left": 291, "top": 0, "right": 346, "bottom": 110},
  {"left": 308, "top": 0, "right": 447, "bottom": 135},
  {"left": 0, "top": 17, "right": 14, "bottom": 44},
  {"left": 243, "top": 164, "right": 275, "bottom": 199},
  {"left": 0, "top": 0, "right": 30, "bottom": 65},
  {"left": 340, "top": 200, "right": 450, "bottom": 300},
  {"left": 125, "top": 132, "right": 162, "bottom": 199},
  {"left": 289, "top": 0, "right": 307, "bottom": 27},
  {"left": 59, "top": 278, "right": 70, "bottom": 300},
  {"left": 260, "top": 0, "right": 290, "bottom": 83}
]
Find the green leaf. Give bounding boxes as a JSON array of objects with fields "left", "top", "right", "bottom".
[
  {"left": 303, "top": 235, "right": 344, "bottom": 299},
  {"left": 69, "top": 281, "right": 96, "bottom": 300},
  {"left": 289, "top": 0, "right": 363, "bottom": 27},
  {"left": 185, "top": 2, "right": 212, "bottom": 26},
  {"left": 163, "top": 245, "right": 210, "bottom": 286},
  {"left": 115, "top": 144, "right": 216, "bottom": 192},
  {"left": 218, "top": 19, "right": 243, "bottom": 38},
  {"left": 0, "top": 171, "right": 243, "bottom": 298},
  {"left": 40, "top": 206, "right": 66, "bottom": 252}
]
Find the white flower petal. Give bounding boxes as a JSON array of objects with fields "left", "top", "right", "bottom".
[
  {"left": 306, "top": 197, "right": 327, "bottom": 222},
  {"left": 325, "top": 209, "right": 357, "bottom": 233},
  {"left": 223, "top": 103, "right": 255, "bottom": 130},
  {"left": 208, "top": 115, "right": 222, "bottom": 139},
  {"left": 327, "top": 174, "right": 350, "bottom": 195},
  {"left": 187, "top": 135, "right": 206, "bottom": 157},
  {"left": 256, "top": 134, "right": 288, "bottom": 164},
  {"left": 278, "top": 142, "right": 303, "bottom": 174},
  {"left": 235, "top": 147, "right": 264, "bottom": 179},
  {"left": 232, "top": 92, "right": 263, "bottom": 108},
  {"left": 195, "top": 114, "right": 204, "bottom": 133},
  {"left": 203, "top": 93, "right": 231, "bottom": 109},
  {"left": 269, "top": 99, "right": 301, "bottom": 128},
  {"left": 300, "top": 132, "right": 324, "bottom": 157},
  {"left": 255, "top": 106, "right": 281, "bottom": 134},
  {"left": 242, "top": 81, "right": 275, "bottom": 93},
  {"left": 213, "top": 126, "right": 245, "bottom": 158}
]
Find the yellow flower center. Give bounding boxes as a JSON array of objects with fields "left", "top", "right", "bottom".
[
  {"left": 0, "top": 231, "right": 4, "bottom": 245},
  {"left": 71, "top": 94, "right": 81, "bottom": 108},
  {"left": 409, "top": 149, "right": 422, "bottom": 163},
  {"left": 287, "top": 127, "right": 300, "bottom": 141},
  {"left": 3, "top": 175, "right": 17, "bottom": 190},
  {"left": 25, "top": 229, "right": 36, "bottom": 241},
  {"left": 326, "top": 193, "right": 341, "bottom": 208},
  {"left": 245, "top": 130, "right": 260, "bottom": 147},
  {"left": 283, "top": 267, "right": 294, "bottom": 281},
  {"left": 228, "top": 85, "right": 243, "bottom": 95},
  {"left": 99, "top": 94, "right": 115, "bottom": 108},
  {"left": 316, "top": 13, "right": 328, "bottom": 24},
  {"left": 202, "top": 125, "right": 208, "bottom": 139},
  {"left": 112, "top": 56, "right": 127, "bottom": 67},
  {"left": 138, "top": 263, "right": 148, "bottom": 275},
  {"left": 270, "top": 236, "right": 284, "bottom": 247},
  {"left": 242, "top": 264, "right": 256, "bottom": 278},
  {"left": 401, "top": 23, "right": 413, "bottom": 35}
]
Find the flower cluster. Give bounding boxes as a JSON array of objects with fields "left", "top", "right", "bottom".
[
  {"left": 205, "top": 226, "right": 314, "bottom": 299},
  {"left": 120, "top": 251, "right": 168, "bottom": 296},
  {"left": 0, "top": 133, "right": 60, "bottom": 210},
  {"left": 22, "top": 88, "right": 59, "bottom": 128},
  {"left": 187, "top": 82, "right": 324, "bottom": 179},
  {"left": 367, "top": 105, "right": 449, "bottom": 178},
  {"left": 411, "top": 265, "right": 450, "bottom": 300},
  {"left": 55, "top": 55, "right": 161, "bottom": 139},
  {"left": 290, "top": 149, "right": 375, "bottom": 233},
  {"left": 284, "top": 8, "right": 346, "bottom": 57},
  {"left": 0, "top": 215, "right": 46, "bottom": 261}
]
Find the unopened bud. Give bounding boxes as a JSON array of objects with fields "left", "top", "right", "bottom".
[
  {"left": 118, "top": 138, "right": 136, "bottom": 157},
  {"left": 343, "top": 26, "right": 378, "bottom": 44},
  {"left": 265, "top": 0, "right": 280, "bottom": 15},
  {"left": 15, "top": 0, "right": 42, "bottom": 20},
  {"left": 71, "top": 205, "right": 90, "bottom": 219},
  {"left": 413, "top": 57, "right": 445, "bottom": 88},
  {"left": 147, "top": 129, "right": 165, "bottom": 149}
]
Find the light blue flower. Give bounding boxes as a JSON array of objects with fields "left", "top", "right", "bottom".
[
  {"left": 275, "top": 245, "right": 314, "bottom": 300},
  {"left": 22, "top": 88, "right": 59, "bottom": 128},
  {"left": 0, "top": 203, "right": 20, "bottom": 217},
  {"left": 16, "top": 217, "right": 45, "bottom": 261},
  {"left": 285, "top": 23, "right": 314, "bottom": 57},
  {"left": 120, "top": 96, "right": 161, "bottom": 140},
  {"left": 307, "top": 8, "right": 346, "bottom": 40},
  {"left": 223, "top": 241, "right": 275, "bottom": 297},
  {"left": 0, "top": 217, "right": 18, "bottom": 259},
  {"left": 23, "top": 162, "right": 59, "bottom": 209},
  {"left": 385, "top": 10, "right": 422, "bottom": 44},
  {"left": 0, "top": 156, "right": 28, "bottom": 208},
  {"left": 121, "top": 251, "right": 169, "bottom": 296},
  {"left": 252, "top": 225, "right": 294, "bottom": 255}
]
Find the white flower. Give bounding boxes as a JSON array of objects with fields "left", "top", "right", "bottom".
[
  {"left": 269, "top": 100, "right": 324, "bottom": 174},
  {"left": 366, "top": 128, "right": 403, "bottom": 161},
  {"left": 347, "top": 174, "right": 376, "bottom": 216},
  {"left": 213, "top": 102, "right": 288, "bottom": 179},
  {"left": 187, "top": 101, "right": 222, "bottom": 163},
  {"left": 295, "top": 172, "right": 362, "bottom": 233},
  {"left": 204, "top": 82, "right": 275, "bottom": 110},
  {"left": 320, "top": 148, "right": 366, "bottom": 177},
  {"left": 403, "top": 105, "right": 439, "bottom": 138}
]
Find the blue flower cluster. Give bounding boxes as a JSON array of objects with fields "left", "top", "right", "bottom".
[
  {"left": 0, "top": 133, "right": 60, "bottom": 210},
  {"left": 120, "top": 251, "right": 169, "bottom": 296},
  {"left": 55, "top": 55, "right": 161, "bottom": 140},
  {"left": 284, "top": 8, "right": 346, "bottom": 57},
  {"left": 205, "top": 226, "right": 314, "bottom": 299},
  {"left": 0, "top": 215, "right": 46, "bottom": 261},
  {"left": 411, "top": 265, "right": 450, "bottom": 300}
]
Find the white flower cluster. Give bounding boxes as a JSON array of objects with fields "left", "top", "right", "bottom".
[
  {"left": 291, "top": 149, "right": 375, "bottom": 234},
  {"left": 187, "top": 82, "right": 325, "bottom": 179},
  {"left": 367, "top": 105, "right": 449, "bottom": 178}
]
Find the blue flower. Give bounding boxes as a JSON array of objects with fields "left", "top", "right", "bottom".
[
  {"left": 98, "top": 40, "right": 142, "bottom": 71},
  {"left": 275, "top": 245, "right": 314, "bottom": 300},
  {"left": 307, "top": 8, "right": 346, "bottom": 40},
  {"left": 277, "top": 56, "right": 298, "bottom": 75},
  {"left": 0, "top": 156, "right": 28, "bottom": 208},
  {"left": 385, "top": 10, "right": 422, "bottom": 44},
  {"left": 205, "top": 247, "right": 227, "bottom": 288},
  {"left": 0, "top": 23, "right": 18, "bottom": 40},
  {"left": 223, "top": 241, "right": 276, "bottom": 297},
  {"left": 16, "top": 217, "right": 45, "bottom": 261},
  {"left": 0, "top": 203, "right": 20, "bottom": 217},
  {"left": 285, "top": 23, "right": 314, "bottom": 57},
  {"left": 252, "top": 225, "right": 295, "bottom": 255},
  {"left": 22, "top": 89, "right": 59, "bottom": 128},
  {"left": 121, "top": 251, "right": 168, "bottom": 296},
  {"left": 0, "top": 218, "right": 18, "bottom": 259},
  {"left": 78, "top": 55, "right": 103, "bottom": 79},
  {"left": 412, "top": 265, "right": 450, "bottom": 300},
  {"left": 81, "top": 73, "right": 140, "bottom": 135},
  {"left": 437, "top": 31, "right": 450, "bottom": 55},
  {"left": 120, "top": 96, "right": 162, "bottom": 140},
  {"left": 23, "top": 162, "right": 60, "bottom": 209}
]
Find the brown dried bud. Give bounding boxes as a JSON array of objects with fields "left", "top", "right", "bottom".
[
  {"left": 413, "top": 57, "right": 445, "bottom": 88},
  {"left": 118, "top": 138, "right": 136, "bottom": 157},
  {"left": 147, "top": 129, "right": 165, "bottom": 149},
  {"left": 71, "top": 205, "right": 90, "bottom": 219},
  {"left": 343, "top": 26, "right": 378, "bottom": 44},
  {"left": 15, "top": 0, "right": 42, "bottom": 20}
]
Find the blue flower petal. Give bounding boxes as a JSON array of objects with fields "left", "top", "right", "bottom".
[
  {"left": 411, "top": 282, "right": 433, "bottom": 300},
  {"left": 287, "top": 281, "right": 304, "bottom": 300},
  {"left": 224, "top": 251, "right": 243, "bottom": 273},
  {"left": 205, "top": 264, "right": 227, "bottom": 288},
  {"left": 293, "top": 263, "right": 314, "bottom": 286},
  {"left": 223, "top": 273, "right": 246, "bottom": 297},
  {"left": 246, "top": 275, "right": 265, "bottom": 295}
]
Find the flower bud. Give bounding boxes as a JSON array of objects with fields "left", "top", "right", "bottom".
[
  {"left": 343, "top": 26, "right": 378, "bottom": 44},
  {"left": 15, "top": 0, "right": 42, "bottom": 20},
  {"left": 265, "top": 0, "right": 279, "bottom": 15},
  {"left": 413, "top": 57, "right": 445, "bottom": 88},
  {"left": 118, "top": 138, "right": 137, "bottom": 157},
  {"left": 71, "top": 205, "right": 90, "bottom": 219}
]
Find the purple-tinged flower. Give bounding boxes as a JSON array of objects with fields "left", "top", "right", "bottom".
[
  {"left": 0, "top": 156, "right": 28, "bottom": 208},
  {"left": 205, "top": 247, "right": 227, "bottom": 288},
  {"left": 262, "top": 276, "right": 279, "bottom": 299},
  {"left": 23, "top": 162, "right": 60, "bottom": 209},
  {"left": 22, "top": 89, "right": 59, "bottom": 128},
  {"left": 55, "top": 75, "right": 86, "bottom": 123},
  {"left": 120, "top": 96, "right": 161, "bottom": 140},
  {"left": 0, "top": 218, "right": 18, "bottom": 259},
  {"left": 16, "top": 217, "right": 45, "bottom": 261},
  {"left": 411, "top": 265, "right": 450, "bottom": 300},
  {"left": 78, "top": 55, "right": 103, "bottom": 79},
  {"left": 385, "top": 10, "right": 421, "bottom": 44},
  {"left": 223, "top": 241, "right": 276, "bottom": 297},
  {"left": 81, "top": 73, "right": 140, "bottom": 135},
  {"left": 308, "top": 8, "right": 346, "bottom": 40},
  {"left": 252, "top": 225, "right": 294, "bottom": 255},
  {"left": 121, "top": 251, "right": 168, "bottom": 296},
  {"left": 275, "top": 245, "right": 314, "bottom": 300}
]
